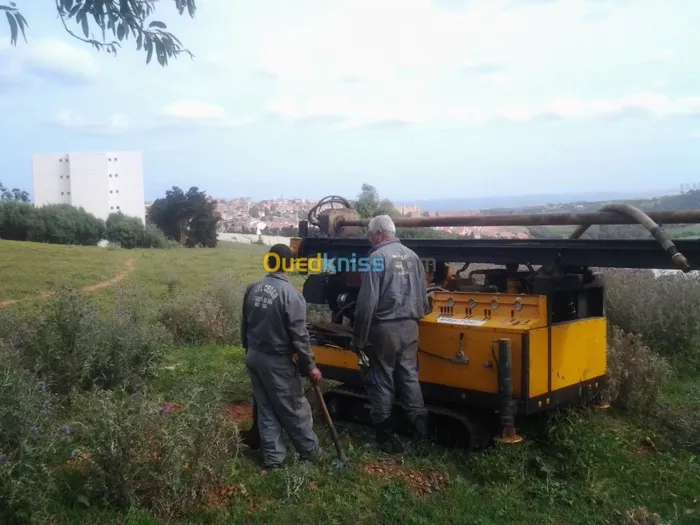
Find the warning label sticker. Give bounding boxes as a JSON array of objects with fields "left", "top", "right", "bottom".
[{"left": 436, "top": 317, "right": 486, "bottom": 326}]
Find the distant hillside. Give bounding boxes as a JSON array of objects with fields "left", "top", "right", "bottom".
[
  {"left": 480, "top": 190, "right": 700, "bottom": 215},
  {"left": 509, "top": 190, "right": 700, "bottom": 240},
  {"left": 403, "top": 189, "right": 676, "bottom": 213}
]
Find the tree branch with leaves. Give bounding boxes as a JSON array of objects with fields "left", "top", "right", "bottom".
[{"left": 1, "top": 0, "right": 197, "bottom": 66}]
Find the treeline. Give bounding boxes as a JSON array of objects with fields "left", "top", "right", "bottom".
[
  {"left": 0, "top": 200, "right": 168, "bottom": 248},
  {"left": 0, "top": 183, "right": 221, "bottom": 249}
]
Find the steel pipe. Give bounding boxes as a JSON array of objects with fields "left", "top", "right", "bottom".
[{"left": 338, "top": 210, "right": 700, "bottom": 228}]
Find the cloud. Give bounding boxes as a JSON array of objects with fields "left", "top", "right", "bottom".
[
  {"left": 265, "top": 91, "right": 700, "bottom": 130},
  {"left": 47, "top": 109, "right": 129, "bottom": 135},
  {"left": 646, "top": 50, "right": 674, "bottom": 63},
  {"left": 156, "top": 100, "right": 251, "bottom": 129},
  {"left": 0, "top": 38, "right": 99, "bottom": 89},
  {"left": 47, "top": 101, "right": 251, "bottom": 135},
  {"left": 254, "top": 0, "right": 529, "bottom": 86},
  {"left": 23, "top": 39, "right": 100, "bottom": 85}
]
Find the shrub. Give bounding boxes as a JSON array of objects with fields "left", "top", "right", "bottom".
[
  {"left": 36, "top": 204, "right": 105, "bottom": 245},
  {"left": 603, "top": 269, "right": 700, "bottom": 373},
  {"left": 0, "top": 201, "right": 104, "bottom": 245},
  {"left": 0, "top": 287, "right": 172, "bottom": 398},
  {"left": 105, "top": 212, "right": 168, "bottom": 249},
  {"left": 158, "top": 275, "right": 246, "bottom": 346},
  {"left": 143, "top": 223, "right": 169, "bottom": 248},
  {"left": 54, "top": 388, "right": 240, "bottom": 519},
  {"left": 0, "top": 346, "right": 58, "bottom": 524},
  {"left": 0, "top": 200, "right": 45, "bottom": 241},
  {"left": 603, "top": 325, "right": 672, "bottom": 414}
]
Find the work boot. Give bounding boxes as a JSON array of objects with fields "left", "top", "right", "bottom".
[
  {"left": 300, "top": 448, "right": 327, "bottom": 464},
  {"left": 375, "top": 418, "right": 405, "bottom": 454},
  {"left": 412, "top": 414, "right": 428, "bottom": 442}
]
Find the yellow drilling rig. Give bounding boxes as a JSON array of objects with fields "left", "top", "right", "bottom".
[{"left": 254, "top": 196, "right": 700, "bottom": 450}]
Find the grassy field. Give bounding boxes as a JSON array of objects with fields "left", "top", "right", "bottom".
[{"left": 1, "top": 239, "right": 699, "bottom": 525}]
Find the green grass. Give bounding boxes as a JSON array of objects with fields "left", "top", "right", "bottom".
[
  {"left": 42, "top": 345, "right": 700, "bottom": 525},
  {"left": 1, "top": 239, "right": 699, "bottom": 525},
  {"left": 0, "top": 240, "right": 129, "bottom": 300}
]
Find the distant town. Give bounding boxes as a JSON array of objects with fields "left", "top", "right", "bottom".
[{"left": 144, "top": 197, "right": 531, "bottom": 239}]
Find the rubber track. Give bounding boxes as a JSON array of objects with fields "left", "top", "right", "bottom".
[{"left": 323, "top": 384, "right": 495, "bottom": 451}]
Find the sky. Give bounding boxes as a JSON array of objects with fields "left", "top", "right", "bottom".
[{"left": 1, "top": 0, "right": 699, "bottom": 203}]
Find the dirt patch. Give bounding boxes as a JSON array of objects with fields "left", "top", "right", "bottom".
[
  {"left": 82, "top": 258, "right": 135, "bottom": 292},
  {"left": 0, "top": 258, "right": 136, "bottom": 309},
  {"left": 225, "top": 401, "right": 254, "bottom": 422},
  {"left": 363, "top": 461, "right": 451, "bottom": 496},
  {"left": 161, "top": 402, "right": 184, "bottom": 414},
  {"left": 202, "top": 483, "right": 248, "bottom": 511}
]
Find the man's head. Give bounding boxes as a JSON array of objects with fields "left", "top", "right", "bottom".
[
  {"left": 367, "top": 214, "right": 396, "bottom": 247},
  {"left": 266, "top": 243, "right": 293, "bottom": 273}
]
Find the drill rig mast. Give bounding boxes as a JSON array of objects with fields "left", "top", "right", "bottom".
[{"left": 290, "top": 196, "right": 700, "bottom": 449}]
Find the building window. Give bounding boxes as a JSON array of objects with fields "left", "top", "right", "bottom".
[
  {"left": 66, "top": 176, "right": 70, "bottom": 179},
  {"left": 109, "top": 174, "right": 112, "bottom": 177},
  {"left": 61, "top": 192, "right": 64, "bottom": 195},
  {"left": 117, "top": 206, "right": 120, "bottom": 210},
  {"left": 116, "top": 190, "right": 119, "bottom": 193},
  {"left": 115, "top": 174, "right": 118, "bottom": 177},
  {"left": 60, "top": 175, "right": 63, "bottom": 179},
  {"left": 108, "top": 158, "right": 112, "bottom": 161},
  {"left": 111, "top": 206, "right": 114, "bottom": 210},
  {"left": 110, "top": 190, "right": 113, "bottom": 194},
  {"left": 67, "top": 192, "right": 70, "bottom": 195}
]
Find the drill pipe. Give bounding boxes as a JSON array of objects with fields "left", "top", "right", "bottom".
[{"left": 337, "top": 210, "right": 700, "bottom": 228}]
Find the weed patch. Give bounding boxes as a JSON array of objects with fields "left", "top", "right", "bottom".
[
  {"left": 0, "top": 287, "right": 171, "bottom": 398},
  {"left": 158, "top": 275, "right": 246, "bottom": 346},
  {"left": 604, "top": 325, "right": 673, "bottom": 413}
]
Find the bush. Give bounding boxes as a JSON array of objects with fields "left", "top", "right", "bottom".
[
  {"left": 0, "top": 346, "right": 58, "bottom": 524},
  {"left": 0, "top": 201, "right": 104, "bottom": 246},
  {"left": 603, "top": 325, "right": 673, "bottom": 413},
  {"left": 603, "top": 269, "right": 700, "bottom": 373},
  {"left": 158, "top": 275, "right": 246, "bottom": 346},
  {"left": 0, "top": 287, "right": 172, "bottom": 398},
  {"left": 54, "top": 388, "right": 240, "bottom": 519},
  {"left": 105, "top": 212, "right": 168, "bottom": 249}
]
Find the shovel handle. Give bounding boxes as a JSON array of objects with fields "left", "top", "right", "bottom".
[{"left": 313, "top": 384, "right": 348, "bottom": 464}]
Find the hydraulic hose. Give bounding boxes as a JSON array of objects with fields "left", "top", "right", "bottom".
[{"left": 569, "top": 203, "right": 691, "bottom": 272}]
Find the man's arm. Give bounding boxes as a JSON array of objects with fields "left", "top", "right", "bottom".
[
  {"left": 418, "top": 260, "right": 431, "bottom": 317},
  {"left": 284, "top": 291, "right": 317, "bottom": 374},
  {"left": 240, "top": 284, "right": 252, "bottom": 351},
  {"left": 352, "top": 257, "right": 382, "bottom": 349}
]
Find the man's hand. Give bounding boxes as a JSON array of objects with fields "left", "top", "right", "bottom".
[{"left": 309, "top": 367, "right": 322, "bottom": 385}]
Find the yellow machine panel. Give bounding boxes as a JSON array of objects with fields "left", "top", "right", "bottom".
[{"left": 310, "top": 290, "right": 608, "bottom": 414}]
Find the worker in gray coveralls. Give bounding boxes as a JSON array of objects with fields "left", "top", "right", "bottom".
[
  {"left": 241, "top": 243, "right": 324, "bottom": 469},
  {"left": 351, "top": 215, "right": 431, "bottom": 453}
]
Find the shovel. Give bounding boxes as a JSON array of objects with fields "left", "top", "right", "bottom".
[{"left": 313, "top": 383, "right": 348, "bottom": 466}]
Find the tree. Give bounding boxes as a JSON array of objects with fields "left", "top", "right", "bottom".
[
  {"left": 2, "top": 0, "right": 197, "bottom": 66},
  {"left": 249, "top": 206, "right": 260, "bottom": 219},
  {"left": 354, "top": 183, "right": 398, "bottom": 219},
  {"left": 0, "top": 181, "right": 29, "bottom": 202},
  {"left": 105, "top": 211, "right": 167, "bottom": 248},
  {"left": 351, "top": 183, "right": 461, "bottom": 239},
  {"left": 147, "top": 186, "right": 220, "bottom": 247}
]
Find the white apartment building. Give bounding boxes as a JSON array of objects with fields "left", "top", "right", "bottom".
[{"left": 32, "top": 151, "right": 146, "bottom": 224}]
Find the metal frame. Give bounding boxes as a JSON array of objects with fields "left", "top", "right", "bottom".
[{"left": 298, "top": 238, "right": 700, "bottom": 270}]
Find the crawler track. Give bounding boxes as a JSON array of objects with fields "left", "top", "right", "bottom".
[{"left": 323, "top": 384, "right": 497, "bottom": 451}]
